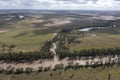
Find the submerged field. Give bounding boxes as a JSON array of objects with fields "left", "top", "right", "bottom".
[{"left": 0, "top": 66, "right": 120, "bottom": 80}]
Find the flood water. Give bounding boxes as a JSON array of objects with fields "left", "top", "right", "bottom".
[{"left": 79, "top": 25, "right": 116, "bottom": 32}]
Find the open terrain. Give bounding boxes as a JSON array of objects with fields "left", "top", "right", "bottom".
[
  {"left": 0, "top": 10, "right": 120, "bottom": 80},
  {"left": 70, "top": 33, "right": 120, "bottom": 51},
  {"left": 0, "top": 30, "right": 54, "bottom": 51},
  {"left": 0, "top": 66, "right": 120, "bottom": 80}
]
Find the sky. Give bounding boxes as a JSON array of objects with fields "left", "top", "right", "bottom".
[{"left": 0, "top": 0, "right": 120, "bottom": 10}]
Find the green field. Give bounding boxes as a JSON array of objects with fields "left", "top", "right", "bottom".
[
  {"left": 0, "top": 66, "right": 120, "bottom": 80},
  {"left": 0, "top": 30, "right": 54, "bottom": 51},
  {"left": 70, "top": 33, "right": 120, "bottom": 51}
]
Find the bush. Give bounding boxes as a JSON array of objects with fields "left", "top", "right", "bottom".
[
  {"left": 5, "top": 68, "right": 14, "bottom": 74},
  {"left": 38, "top": 67, "right": 43, "bottom": 72},
  {"left": 44, "top": 67, "right": 51, "bottom": 72},
  {"left": 0, "top": 68, "right": 4, "bottom": 74},
  {"left": 24, "top": 67, "right": 33, "bottom": 74},
  {"left": 50, "top": 73, "right": 53, "bottom": 76},
  {"left": 14, "top": 68, "right": 24, "bottom": 74},
  {"left": 53, "top": 64, "right": 64, "bottom": 70}
]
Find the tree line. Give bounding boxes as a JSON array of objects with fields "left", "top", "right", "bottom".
[
  {"left": 0, "top": 41, "right": 53, "bottom": 62},
  {"left": 57, "top": 48, "right": 120, "bottom": 59}
]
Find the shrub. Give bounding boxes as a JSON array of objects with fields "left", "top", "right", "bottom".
[
  {"left": 14, "top": 68, "right": 24, "bottom": 74},
  {"left": 38, "top": 67, "right": 43, "bottom": 72},
  {"left": 5, "top": 68, "right": 14, "bottom": 74},
  {"left": 24, "top": 67, "right": 33, "bottom": 74},
  {"left": 44, "top": 67, "right": 51, "bottom": 72}
]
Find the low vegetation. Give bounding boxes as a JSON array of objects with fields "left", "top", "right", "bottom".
[
  {"left": 0, "top": 11, "right": 120, "bottom": 80},
  {"left": 70, "top": 34, "right": 120, "bottom": 51},
  {"left": 0, "top": 65, "right": 119, "bottom": 80},
  {"left": 0, "top": 30, "right": 54, "bottom": 51}
]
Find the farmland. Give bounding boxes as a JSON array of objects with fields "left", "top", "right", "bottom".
[
  {"left": 0, "top": 10, "right": 120, "bottom": 80},
  {"left": 0, "top": 30, "right": 54, "bottom": 51},
  {"left": 70, "top": 33, "right": 120, "bottom": 51}
]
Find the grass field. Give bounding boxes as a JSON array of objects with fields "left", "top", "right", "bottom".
[
  {"left": 0, "top": 66, "right": 119, "bottom": 80},
  {"left": 0, "top": 30, "right": 54, "bottom": 51},
  {"left": 0, "top": 16, "right": 58, "bottom": 52},
  {"left": 70, "top": 33, "right": 120, "bottom": 51}
]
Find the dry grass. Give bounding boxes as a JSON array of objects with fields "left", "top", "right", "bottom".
[{"left": 0, "top": 65, "right": 120, "bottom": 80}]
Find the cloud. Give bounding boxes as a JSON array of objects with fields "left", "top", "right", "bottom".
[
  {"left": 0, "top": 0, "right": 120, "bottom": 10},
  {"left": 57, "top": 0, "right": 98, "bottom": 4}
]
